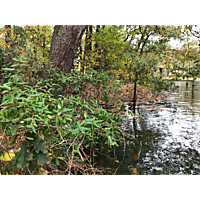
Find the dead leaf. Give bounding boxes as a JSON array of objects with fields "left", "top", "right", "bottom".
[
  {"left": 128, "top": 167, "right": 139, "bottom": 175},
  {"left": 40, "top": 170, "right": 48, "bottom": 175},
  {"left": 133, "top": 153, "right": 139, "bottom": 161}
]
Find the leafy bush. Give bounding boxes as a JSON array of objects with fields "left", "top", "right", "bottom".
[
  {"left": 46, "top": 67, "right": 124, "bottom": 108},
  {"left": 0, "top": 59, "right": 125, "bottom": 175}
]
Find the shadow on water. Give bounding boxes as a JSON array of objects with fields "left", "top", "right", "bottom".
[{"left": 96, "top": 80, "right": 200, "bottom": 175}]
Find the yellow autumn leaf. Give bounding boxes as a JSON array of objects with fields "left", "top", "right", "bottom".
[
  {"left": 128, "top": 167, "right": 139, "bottom": 175},
  {"left": 0, "top": 152, "right": 15, "bottom": 161}
]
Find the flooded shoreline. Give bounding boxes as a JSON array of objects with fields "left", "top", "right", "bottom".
[{"left": 96, "top": 81, "right": 200, "bottom": 175}]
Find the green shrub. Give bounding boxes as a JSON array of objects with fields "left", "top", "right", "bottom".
[{"left": 0, "top": 58, "right": 125, "bottom": 175}]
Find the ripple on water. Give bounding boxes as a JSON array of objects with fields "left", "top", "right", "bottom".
[{"left": 109, "top": 81, "right": 200, "bottom": 174}]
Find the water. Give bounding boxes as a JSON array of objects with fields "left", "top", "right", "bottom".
[{"left": 96, "top": 80, "right": 200, "bottom": 175}]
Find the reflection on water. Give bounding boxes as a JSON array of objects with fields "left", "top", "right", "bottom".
[{"left": 96, "top": 81, "right": 200, "bottom": 175}]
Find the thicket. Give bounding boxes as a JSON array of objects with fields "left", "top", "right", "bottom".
[{"left": 0, "top": 53, "right": 130, "bottom": 175}]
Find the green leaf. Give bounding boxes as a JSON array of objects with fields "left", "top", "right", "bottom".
[
  {"left": 13, "top": 143, "right": 33, "bottom": 169},
  {"left": 72, "top": 128, "right": 80, "bottom": 135},
  {"left": 11, "top": 127, "right": 17, "bottom": 136},
  {"left": 24, "top": 118, "right": 33, "bottom": 122},
  {"left": 26, "top": 125, "right": 37, "bottom": 133},
  {"left": 58, "top": 103, "right": 61, "bottom": 109},
  {"left": 44, "top": 117, "right": 48, "bottom": 124},
  {"left": 0, "top": 85, "right": 11, "bottom": 90},
  {"left": 33, "top": 152, "right": 50, "bottom": 166},
  {"left": 13, "top": 58, "right": 19, "bottom": 61},
  {"left": 2, "top": 90, "right": 9, "bottom": 94},
  {"left": 28, "top": 140, "right": 48, "bottom": 154},
  {"left": 12, "top": 87, "right": 22, "bottom": 94},
  {"left": 83, "top": 105, "right": 93, "bottom": 113},
  {"left": 2, "top": 68, "right": 15, "bottom": 71},
  {"left": 63, "top": 109, "right": 73, "bottom": 112},
  {"left": 58, "top": 128, "right": 62, "bottom": 135},
  {"left": 66, "top": 118, "right": 72, "bottom": 122},
  {"left": 1, "top": 108, "right": 7, "bottom": 117},
  {"left": 25, "top": 136, "right": 34, "bottom": 140},
  {"left": 20, "top": 64, "right": 28, "bottom": 66},
  {"left": 1, "top": 100, "right": 9, "bottom": 106},
  {"left": 8, "top": 94, "right": 14, "bottom": 103},
  {"left": 84, "top": 111, "right": 87, "bottom": 119},
  {"left": 34, "top": 115, "right": 44, "bottom": 122},
  {"left": 18, "top": 102, "right": 26, "bottom": 107},
  {"left": 28, "top": 161, "right": 38, "bottom": 172},
  {"left": 56, "top": 116, "right": 59, "bottom": 124},
  {"left": 17, "top": 68, "right": 25, "bottom": 73},
  {"left": 58, "top": 157, "right": 66, "bottom": 160},
  {"left": 55, "top": 158, "right": 60, "bottom": 166}
]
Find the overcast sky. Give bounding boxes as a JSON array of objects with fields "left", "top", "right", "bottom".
[{"left": 169, "top": 25, "right": 200, "bottom": 48}]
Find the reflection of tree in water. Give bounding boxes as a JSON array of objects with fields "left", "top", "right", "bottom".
[
  {"left": 96, "top": 81, "right": 200, "bottom": 174},
  {"left": 96, "top": 105, "right": 169, "bottom": 174}
]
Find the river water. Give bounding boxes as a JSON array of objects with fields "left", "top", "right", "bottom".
[{"left": 96, "top": 80, "right": 200, "bottom": 175}]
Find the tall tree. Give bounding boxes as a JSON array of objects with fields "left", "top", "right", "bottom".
[
  {"left": 124, "top": 25, "right": 184, "bottom": 113},
  {"left": 82, "top": 25, "right": 93, "bottom": 73},
  {"left": 48, "top": 25, "right": 87, "bottom": 73}
]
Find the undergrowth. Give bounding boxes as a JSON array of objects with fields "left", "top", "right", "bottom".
[{"left": 0, "top": 57, "right": 127, "bottom": 175}]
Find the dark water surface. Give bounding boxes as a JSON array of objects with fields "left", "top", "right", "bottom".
[{"left": 96, "top": 81, "right": 200, "bottom": 175}]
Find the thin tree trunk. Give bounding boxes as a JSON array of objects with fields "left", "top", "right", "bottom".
[
  {"left": 48, "top": 25, "right": 87, "bottom": 73},
  {"left": 95, "top": 25, "right": 100, "bottom": 50},
  {"left": 88, "top": 25, "right": 92, "bottom": 51},
  {"left": 82, "top": 25, "right": 92, "bottom": 73},
  {"left": 43, "top": 29, "right": 46, "bottom": 58},
  {"left": 94, "top": 25, "right": 101, "bottom": 71},
  {"left": 82, "top": 26, "right": 89, "bottom": 73},
  {"left": 79, "top": 42, "right": 83, "bottom": 72},
  {"left": 99, "top": 49, "right": 106, "bottom": 72},
  {"left": 133, "top": 70, "right": 138, "bottom": 114}
]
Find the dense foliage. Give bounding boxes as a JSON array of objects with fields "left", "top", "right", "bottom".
[{"left": 0, "top": 56, "right": 126, "bottom": 175}]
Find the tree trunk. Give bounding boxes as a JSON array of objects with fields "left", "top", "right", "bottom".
[
  {"left": 82, "top": 25, "right": 93, "bottom": 73},
  {"left": 79, "top": 42, "right": 83, "bottom": 72},
  {"left": 95, "top": 25, "right": 100, "bottom": 50},
  {"left": 88, "top": 25, "right": 93, "bottom": 51},
  {"left": 133, "top": 70, "right": 137, "bottom": 114},
  {"left": 82, "top": 26, "right": 91, "bottom": 73},
  {"left": 48, "top": 25, "right": 87, "bottom": 73}
]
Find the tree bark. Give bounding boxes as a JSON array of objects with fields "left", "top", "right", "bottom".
[
  {"left": 48, "top": 25, "right": 87, "bottom": 73},
  {"left": 88, "top": 25, "right": 93, "bottom": 51}
]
